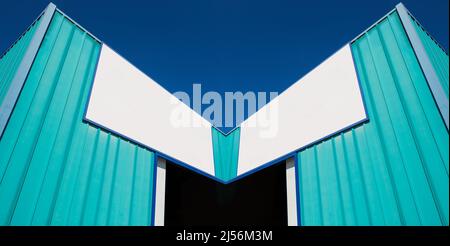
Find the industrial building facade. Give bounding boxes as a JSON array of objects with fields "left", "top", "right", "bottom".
[{"left": 0, "top": 3, "right": 448, "bottom": 226}]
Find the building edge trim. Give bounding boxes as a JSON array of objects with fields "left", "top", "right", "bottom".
[
  {"left": 0, "top": 3, "right": 57, "bottom": 138},
  {"left": 396, "top": 3, "right": 449, "bottom": 129},
  {"left": 0, "top": 6, "right": 46, "bottom": 59},
  {"left": 150, "top": 153, "right": 158, "bottom": 226}
]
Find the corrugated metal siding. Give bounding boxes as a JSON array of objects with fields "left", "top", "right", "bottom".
[
  {"left": 212, "top": 127, "right": 240, "bottom": 181},
  {"left": 409, "top": 14, "right": 449, "bottom": 96},
  {"left": 0, "top": 11, "right": 156, "bottom": 226},
  {"left": 0, "top": 17, "right": 41, "bottom": 105},
  {"left": 296, "top": 11, "right": 449, "bottom": 226}
]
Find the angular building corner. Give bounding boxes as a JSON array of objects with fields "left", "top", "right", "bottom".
[
  {"left": 296, "top": 3, "right": 448, "bottom": 226},
  {"left": 0, "top": 3, "right": 157, "bottom": 226},
  {"left": 0, "top": 2, "right": 448, "bottom": 226}
]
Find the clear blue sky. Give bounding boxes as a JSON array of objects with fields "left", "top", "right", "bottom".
[{"left": 1, "top": 0, "right": 448, "bottom": 132}]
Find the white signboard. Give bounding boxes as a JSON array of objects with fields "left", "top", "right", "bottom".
[
  {"left": 237, "top": 45, "right": 367, "bottom": 175},
  {"left": 85, "top": 45, "right": 215, "bottom": 176}
]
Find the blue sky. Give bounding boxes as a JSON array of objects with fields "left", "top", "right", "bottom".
[{"left": 0, "top": 0, "right": 448, "bottom": 132}]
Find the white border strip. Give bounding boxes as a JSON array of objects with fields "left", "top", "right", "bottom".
[
  {"left": 286, "top": 158, "right": 298, "bottom": 226},
  {"left": 154, "top": 157, "right": 166, "bottom": 226}
]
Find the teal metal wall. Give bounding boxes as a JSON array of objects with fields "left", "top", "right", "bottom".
[
  {"left": 0, "top": 16, "right": 41, "bottom": 105},
  {"left": 212, "top": 127, "right": 240, "bottom": 182},
  {"left": 0, "top": 11, "right": 156, "bottom": 226},
  {"left": 296, "top": 11, "right": 449, "bottom": 226}
]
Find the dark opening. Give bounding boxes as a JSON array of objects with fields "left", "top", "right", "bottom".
[{"left": 164, "top": 161, "right": 287, "bottom": 226}]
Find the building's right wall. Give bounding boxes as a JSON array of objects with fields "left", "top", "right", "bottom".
[{"left": 296, "top": 11, "right": 449, "bottom": 226}]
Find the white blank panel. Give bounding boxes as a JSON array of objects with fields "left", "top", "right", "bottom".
[
  {"left": 238, "top": 45, "right": 366, "bottom": 175},
  {"left": 85, "top": 45, "right": 215, "bottom": 175}
]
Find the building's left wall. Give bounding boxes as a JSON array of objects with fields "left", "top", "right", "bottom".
[
  {"left": 0, "top": 14, "right": 41, "bottom": 105},
  {"left": 0, "top": 8, "right": 157, "bottom": 226}
]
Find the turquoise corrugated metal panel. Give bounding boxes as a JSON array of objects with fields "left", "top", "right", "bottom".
[
  {"left": 296, "top": 11, "right": 449, "bottom": 226},
  {"left": 409, "top": 14, "right": 449, "bottom": 97},
  {"left": 212, "top": 127, "right": 240, "bottom": 182},
  {"left": 0, "top": 17, "right": 41, "bottom": 105},
  {"left": 0, "top": 11, "right": 156, "bottom": 226}
]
